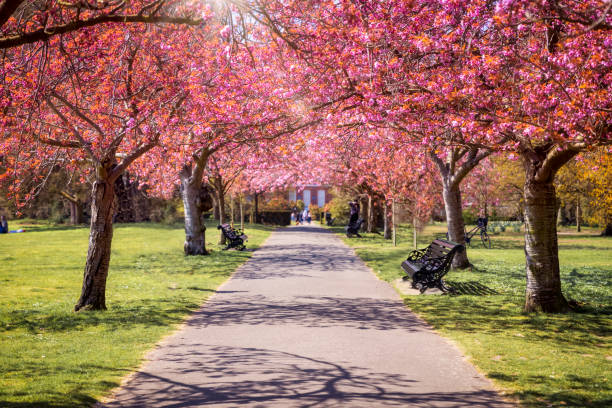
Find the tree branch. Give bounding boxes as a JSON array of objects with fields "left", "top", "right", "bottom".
[{"left": 0, "top": 13, "right": 203, "bottom": 49}]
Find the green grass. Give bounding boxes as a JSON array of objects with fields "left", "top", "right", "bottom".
[
  {"left": 329, "top": 222, "right": 611, "bottom": 408},
  {"left": 0, "top": 219, "right": 274, "bottom": 407}
]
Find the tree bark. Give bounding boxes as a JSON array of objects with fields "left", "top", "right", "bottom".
[
  {"left": 443, "top": 183, "right": 470, "bottom": 268},
  {"left": 179, "top": 149, "right": 211, "bottom": 256},
  {"left": 523, "top": 175, "right": 569, "bottom": 313},
  {"left": 74, "top": 178, "right": 115, "bottom": 311},
  {"left": 383, "top": 201, "right": 392, "bottom": 239},
  {"left": 602, "top": 222, "right": 612, "bottom": 236},
  {"left": 69, "top": 200, "right": 84, "bottom": 225},
  {"left": 180, "top": 171, "right": 207, "bottom": 256},
  {"left": 576, "top": 195, "right": 581, "bottom": 232},
  {"left": 239, "top": 195, "right": 244, "bottom": 231}
]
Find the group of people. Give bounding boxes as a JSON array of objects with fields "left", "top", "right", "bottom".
[{"left": 291, "top": 208, "right": 312, "bottom": 225}]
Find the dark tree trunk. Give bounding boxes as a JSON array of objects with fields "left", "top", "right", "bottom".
[
  {"left": 523, "top": 175, "right": 569, "bottom": 313},
  {"left": 254, "top": 193, "right": 259, "bottom": 222},
  {"left": 74, "top": 178, "right": 115, "bottom": 311},
  {"left": 383, "top": 202, "right": 392, "bottom": 239},
  {"left": 180, "top": 171, "right": 207, "bottom": 256},
  {"left": 212, "top": 195, "right": 219, "bottom": 220},
  {"left": 576, "top": 196, "right": 581, "bottom": 232},
  {"left": 602, "top": 222, "right": 612, "bottom": 236},
  {"left": 69, "top": 199, "right": 83, "bottom": 225},
  {"left": 217, "top": 191, "right": 226, "bottom": 245},
  {"left": 443, "top": 183, "right": 470, "bottom": 268}
]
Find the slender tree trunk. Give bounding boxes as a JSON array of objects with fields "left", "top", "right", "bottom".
[
  {"left": 413, "top": 217, "right": 418, "bottom": 249},
  {"left": 217, "top": 189, "right": 226, "bottom": 245},
  {"left": 366, "top": 195, "right": 372, "bottom": 232},
  {"left": 180, "top": 171, "right": 207, "bottom": 256},
  {"left": 254, "top": 193, "right": 259, "bottom": 223},
  {"left": 383, "top": 201, "right": 391, "bottom": 239},
  {"left": 576, "top": 195, "right": 581, "bottom": 232},
  {"left": 557, "top": 202, "right": 563, "bottom": 226},
  {"left": 443, "top": 183, "right": 470, "bottom": 268},
  {"left": 523, "top": 175, "right": 569, "bottom": 313},
  {"left": 212, "top": 196, "right": 219, "bottom": 220},
  {"left": 240, "top": 195, "right": 244, "bottom": 231},
  {"left": 392, "top": 199, "right": 397, "bottom": 247},
  {"left": 230, "top": 195, "right": 235, "bottom": 227},
  {"left": 74, "top": 178, "right": 115, "bottom": 311}
]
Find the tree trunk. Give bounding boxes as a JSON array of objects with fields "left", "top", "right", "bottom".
[
  {"left": 218, "top": 190, "right": 226, "bottom": 245},
  {"left": 392, "top": 199, "right": 397, "bottom": 247},
  {"left": 69, "top": 200, "right": 83, "bottom": 225},
  {"left": 212, "top": 195, "right": 219, "bottom": 220},
  {"left": 523, "top": 176, "right": 569, "bottom": 313},
  {"left": 443, "top": 183, "right": 470, "bottom": 268},
  {"left": 413, "top": 217, "right": 418, "bottom": 249},
  {"left": 576, "top": 195, "right": 581, "bottom": 232},
  {"left": 180, "top": 171, "right": 207, "bottom": 256},
  {"left": 602, "top": 222, "right": 612, "bottom": 236},
  {"left": 383, "top": 202, "right": 391, "bottom": 239},
  {"left": 254, "top": 193, "right": 259, "bottom": 223},
  {"left": 74, "top": 179, "right": 115, "bottom": 311},
  {"left": 239, "top": 195, "right": 244, "bottom": 231}
]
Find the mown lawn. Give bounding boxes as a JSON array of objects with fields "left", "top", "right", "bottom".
[
  {"left": 329, "top": 222, "right": 611, "bottom": 408},
  {"left": 0, "top": 220, "right": 274, "bottom": 407}
]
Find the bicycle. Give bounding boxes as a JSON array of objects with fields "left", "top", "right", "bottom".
[{"left": 448, "top": 217, "right": 491, "bottom": 248}]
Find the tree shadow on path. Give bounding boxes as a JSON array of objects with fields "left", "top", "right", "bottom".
[{"left": 103, "top": 345, "right": 511, "bottom": 408}]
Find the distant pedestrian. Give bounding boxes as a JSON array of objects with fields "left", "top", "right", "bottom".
[
  {"left": 302, "top": 208, "right": 309, "bottom": 225},
  {"left": 0, "top": 215, "right": 7, "bottom": 234},
  {"left": 291, "top": 212, "right": 296, "bottom": 224},
  {"left": 307, "top": 210, "right": 312, "bottom": 224},
  {"left": 349, "top": 201, "right": 359, "bottom": 225},
  {"left": 296, "top": 211, "right": 303, "bottom": 225}
]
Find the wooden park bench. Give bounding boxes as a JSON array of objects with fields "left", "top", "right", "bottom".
[
  {"left": 217, "top": 224, "right": 248, "bottom": 251},
  {"left": 401, "top": 239, "right": 464, "bottom": 293}
]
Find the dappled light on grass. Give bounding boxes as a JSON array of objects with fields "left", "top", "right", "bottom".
[
  {"left": 0, "top": 220, "right": 274, "bottom": 407},
  {"left": 332, "top": 222, "right": 612, "bottom": 408}
]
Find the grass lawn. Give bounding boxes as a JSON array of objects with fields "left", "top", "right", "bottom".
[
  {"left": 328, "top": 222, "right": 611, "bottom": 408},
  {"left": 0, "top": 220, "right": 274, "bottom": 407}
]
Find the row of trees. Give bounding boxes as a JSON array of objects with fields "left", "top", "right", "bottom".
[{"left": 1, "top": 1, "right": 610, "bottom": 313}]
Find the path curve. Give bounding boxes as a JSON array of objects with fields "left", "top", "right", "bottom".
[{"left": 103, "top": 224, "right": 513, "bottom": 407}]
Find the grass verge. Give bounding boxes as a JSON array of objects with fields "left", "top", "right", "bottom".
[
  {"left": 328, "top": 222, "right": 611, "bottom": 408},
  {"left": 0, "top": 220, "right": 274, "bottom": 407}
]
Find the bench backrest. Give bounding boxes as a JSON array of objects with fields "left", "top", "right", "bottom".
[
  {"left": 425, "top": 239, "right": 463, "bottom": 259},
  {"left": 218, "top": 224, "right": 239, "bottom": 240}
]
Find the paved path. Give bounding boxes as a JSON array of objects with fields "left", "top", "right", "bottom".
[{"left": 104, "top": 225, "right": 513, "bottom": 407}]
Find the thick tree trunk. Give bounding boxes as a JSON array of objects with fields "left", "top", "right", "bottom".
[
  {"left": 523, "top": 176, "right": 569, "bottom": 313},
  {"left": 180, "top": 172, "right": 207, "bottom": 256},
  {"left": 443, "top": 183, "right": 470, "bottom": 268},
  {"left": 383, "top": 202, "right": 391, "bottom": 239},
  {"left": 602, "top": 222, "right": 612, "bottom": 236},
  {"left": 74, "top": 179, "right": 115, "bottom": 311}
]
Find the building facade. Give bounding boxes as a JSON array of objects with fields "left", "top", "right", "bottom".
[{"left": 288, "top": 185, "right": 333, "bottom": 209}]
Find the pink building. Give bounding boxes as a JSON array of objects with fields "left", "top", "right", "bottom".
[{"left": 288, "top": 185, "right": 333, "bottom": 209}]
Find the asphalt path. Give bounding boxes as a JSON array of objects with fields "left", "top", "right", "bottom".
[{"left": 103, "top": 224, "right": 513, "bottom": 407}]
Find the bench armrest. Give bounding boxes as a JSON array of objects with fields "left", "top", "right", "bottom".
[{"left": 406, "top": 247, "right": 429, "bottom": 261}]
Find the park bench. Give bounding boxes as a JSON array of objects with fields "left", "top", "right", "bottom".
[
  {"left": 401, "top": 239, "right": 464, "bottom": 293},
  {"left": 346, "top": 218, "right": 364, "bottom": 238},
  {"left": 217, "top": 224, "right": 248, "bottom": 251}
]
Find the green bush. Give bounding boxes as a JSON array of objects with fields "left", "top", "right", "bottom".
[
  {"left": 327, "top": 197, "right": 350, "bottom": 224},
  {"left": 462, "top": 208, "right": 478, "bottom": 225}
]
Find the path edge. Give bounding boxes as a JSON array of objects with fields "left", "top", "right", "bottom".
[{"left": 94, "top": 227, "right": 281, "bottom": 407}]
